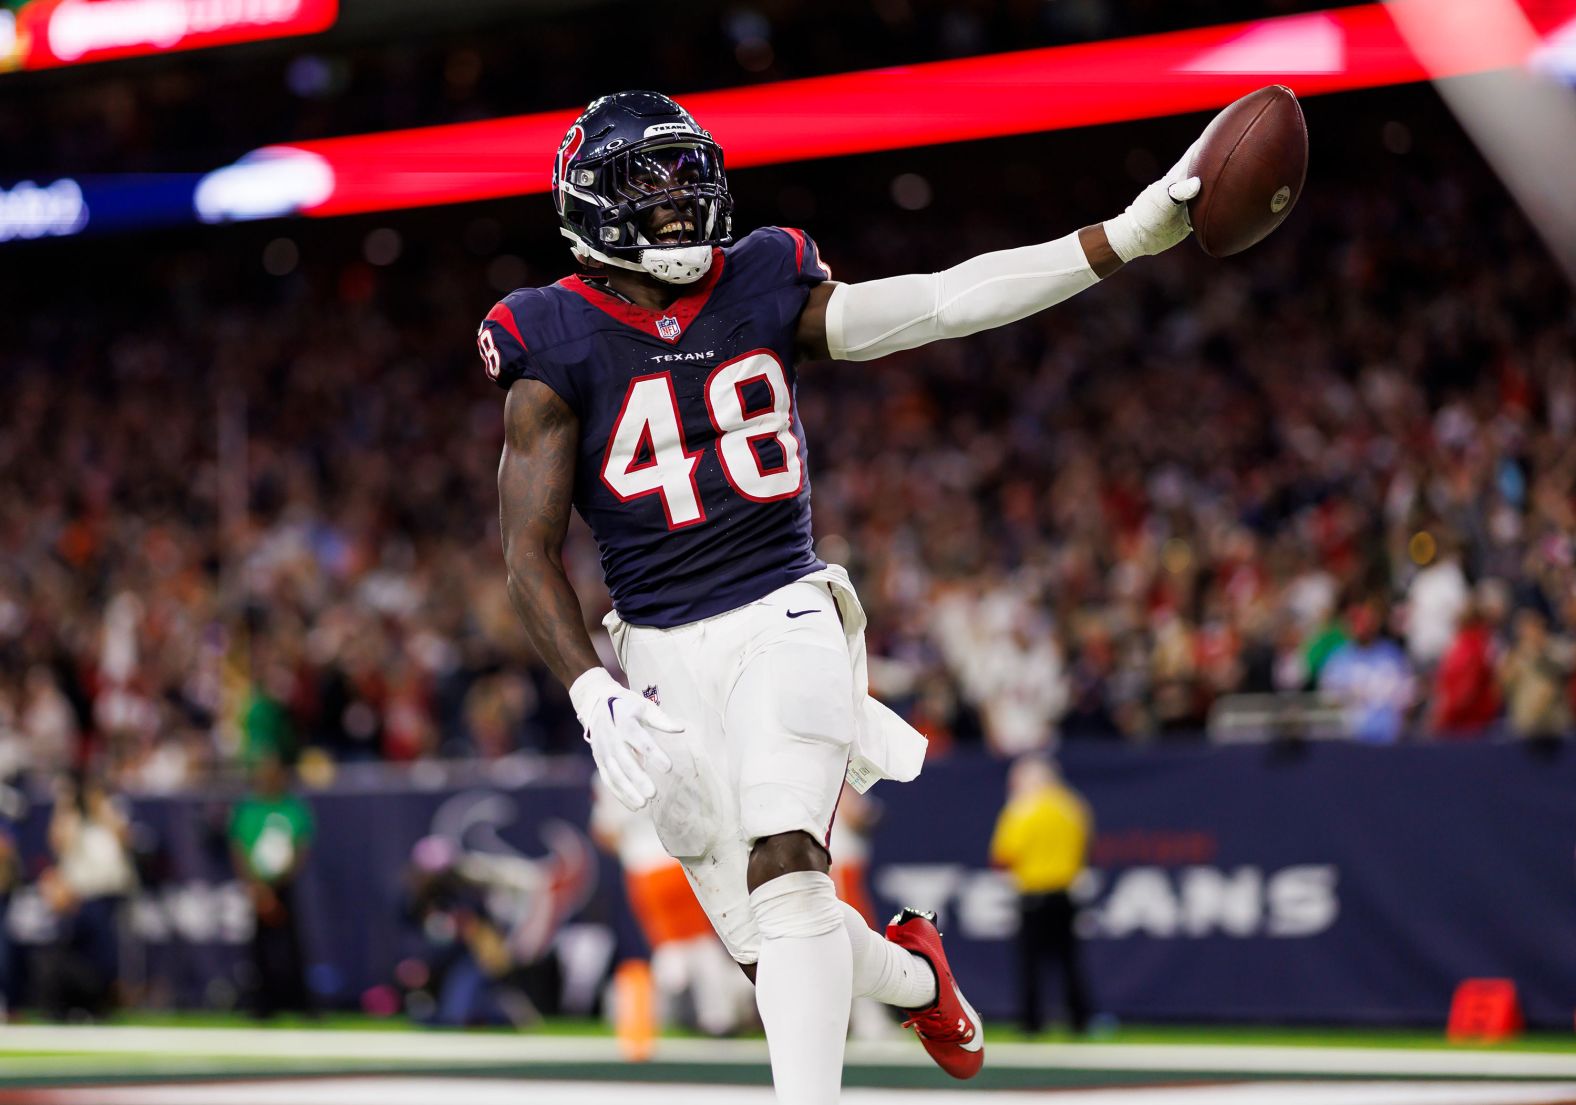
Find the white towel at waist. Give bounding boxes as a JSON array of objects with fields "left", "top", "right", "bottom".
[{"left": 791, "top": 563, "right": 928, "bottom": 792}]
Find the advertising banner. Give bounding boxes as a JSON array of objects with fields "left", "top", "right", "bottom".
[
  {"left": 8, "top": 744, "right": 1574, "bottom": 1026},
  {"left": 870, "top": 742, "right": 1576, "bottom": 1027}
]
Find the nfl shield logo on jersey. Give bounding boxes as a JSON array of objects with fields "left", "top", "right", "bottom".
[
  {"left": 642, "top": 685, "right": 661, "bottom": 705},
  {"left": 655, "top": 315, "right": 682, "bottom": 341}
]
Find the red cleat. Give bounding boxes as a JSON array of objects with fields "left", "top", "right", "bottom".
[{"left": 885, "top": 907, "right": 984, "bottom": 1079}]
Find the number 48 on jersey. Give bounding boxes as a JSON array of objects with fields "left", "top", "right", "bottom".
[{"left": 601, "top": 350, "right": 803, "bottom": 529}]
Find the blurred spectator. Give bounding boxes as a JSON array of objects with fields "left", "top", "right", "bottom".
[
  {"left": 1302, "top": 604, "right": 1350, "bottom": 689},
  {"left": 1151, "top": 612, "right": 1205, "bottom": 736},
  {"left": 0, "top": 827, "right": 17, "bottom": 1018},
  {"left": 989, "top": 755, "right": 1094, "bottom": 1035},
  {"left": 229, "top": 754, "right": 315, "bottom": 1017},
  {"left": 1429, "top": 598, "right": 1502, "bottom": 738},
  {"left": 36, "top": 774, "right": 135, "bottom": 1019},
  {"left": 19, "top": 668, "right": 78, "bottom": 778},
  {"left": 239, "top": 655, "right": 296, "bottom": 765},
  {"left": 1406, "top": 536, "right": 1470, "bottom": 671},
  {"left": 1498, "top": 609, "right": 1573, "bottom": 739},
  {"left": 461, "top": 673, "right": 536, "bottom": 760},
  {"left": 1319, "top": 602, "right": 1415, "bottom": 743},
  {"left": 932, "top": 583, "right": 1069, "bottom": 754},
  {"left": 1060, "top": 614, "right": 1123, "bottom": 739}
]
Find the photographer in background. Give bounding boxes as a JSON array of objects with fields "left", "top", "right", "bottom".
[{"left": 37, "top": 773, "right": 136, "bottom": 1019}]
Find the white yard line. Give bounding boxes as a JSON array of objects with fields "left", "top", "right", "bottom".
[
  {"left": 1, "top": 1026, "right": 1574, "bottom": 1080},
  {"left": 10, "top": 1078, "right": 1576, "bottom": 1105}
]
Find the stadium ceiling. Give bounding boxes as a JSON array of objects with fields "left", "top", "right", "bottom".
[
  {"left": 337, "top": 0, "right": 622, "bottom": 26},
  {"left": 331, "top": 0, "right": 634, "bottom": 39}
]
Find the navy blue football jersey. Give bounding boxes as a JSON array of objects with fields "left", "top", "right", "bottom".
[{"left": 479, "top": 226, "right": 832, "bottom": 628}]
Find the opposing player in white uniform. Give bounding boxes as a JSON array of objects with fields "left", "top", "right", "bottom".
[
  {"left": 488, "top": 91, "right": 1203, "bottom": 1103},
  {"left": 590, "top": 777, "right": 755, "bottom": 1036}
]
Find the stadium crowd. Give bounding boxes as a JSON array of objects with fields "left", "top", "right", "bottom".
[{"left": 1, "top": 107, "right": 1572, "bottom": 790}]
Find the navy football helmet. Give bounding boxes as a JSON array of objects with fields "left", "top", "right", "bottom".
[{"left": 553, "top": 90, "right": 733, "bottom": 285}]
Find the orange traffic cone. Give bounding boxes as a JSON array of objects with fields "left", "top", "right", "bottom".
[{"left": 614, "top": 958, "right": 656, "bottom": 1062}]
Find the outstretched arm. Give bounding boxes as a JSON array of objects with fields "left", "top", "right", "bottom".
[
  {"left": 797, "top": 149, "right": 1197, "bottom": 362},
  {"left": 498, "top": 378, "right": 601, "bottom": 688}
]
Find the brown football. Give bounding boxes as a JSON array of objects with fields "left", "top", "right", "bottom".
[{"left": 1186, "top": 85, "right": 1308, "bottom": 258}]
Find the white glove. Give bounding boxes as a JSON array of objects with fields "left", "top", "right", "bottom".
[
  {"left": 1102, "top": 140, "right": 1203, "bottom": 263},
  {"left": 569, "top": 667, "right": 680, "bottom": 811}
]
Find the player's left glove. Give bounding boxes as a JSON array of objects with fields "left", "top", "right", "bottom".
[
  {"left": 1102, "top": 140, "right": 1203, "bottom": 263},
  {"left": 569, "top": 667, "right": 680, "bottom": 812}
]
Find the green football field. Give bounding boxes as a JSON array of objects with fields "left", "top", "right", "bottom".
[
  {"left": 2, "top": 1014, "right": 1575, "bottom": 1102},
  {"left": 73, "top": 1011, "right": 1576, "bottom": 1052}
]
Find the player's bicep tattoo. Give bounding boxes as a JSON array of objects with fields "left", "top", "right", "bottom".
[
  {"left": 499, "top": 379, "right": 577, "bottom": 551},
  {"left": 497, "top": 380, "right": 599, "bottom": 686}
]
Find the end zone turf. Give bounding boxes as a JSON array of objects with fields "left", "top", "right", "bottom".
[{"left": 2, "top": 1024, "right": 1576, "bottom": 1098}]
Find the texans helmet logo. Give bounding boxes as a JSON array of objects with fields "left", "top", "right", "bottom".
[{"left": 553, "top": 125, "right": 585, "bottom": 215}]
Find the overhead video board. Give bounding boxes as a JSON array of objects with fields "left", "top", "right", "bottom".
[{"left": 0, "top": 0, "right": 337, "bottom": 72}]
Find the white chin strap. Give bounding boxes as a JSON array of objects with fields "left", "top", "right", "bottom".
[{"left": 566, "top": 231, "right": 713, "bottom": 286}]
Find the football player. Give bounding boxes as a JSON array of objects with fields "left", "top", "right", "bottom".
[{"left": 485, "top": 90, "right": 1201, "bottom": 1103}]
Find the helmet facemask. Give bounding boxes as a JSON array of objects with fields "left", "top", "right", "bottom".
[{"left": 559, "top": 136, "right": 734, "bottom": 285}]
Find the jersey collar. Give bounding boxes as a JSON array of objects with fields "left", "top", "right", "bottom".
[{"left": 557, "top": 249, "right": 726, "bottom": 345}]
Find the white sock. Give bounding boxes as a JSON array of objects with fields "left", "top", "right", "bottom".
[
  {"left": 750, "top": 870, "right": 852, "bottom": 1104},
  {"left": 838, "top": 900, "right": 937, "bottom": 1009}
]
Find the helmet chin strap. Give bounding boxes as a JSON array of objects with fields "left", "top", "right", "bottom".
[{"left": 565, "top": 230, "right": 714, "bottom": 286}]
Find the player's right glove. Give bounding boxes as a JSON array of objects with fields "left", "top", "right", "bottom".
[
  {"left": 1102, "top": 140, "right": 1203, "bottom": 263},
  {"left": 569, "top": 667, "right": 679, "bottom": 811}
]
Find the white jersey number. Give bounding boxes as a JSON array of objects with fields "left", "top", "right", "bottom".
[
  {"left": 706, "top": 350, "right": 803, "bottom": 502},
  {"left": 477, "top": 325, "right": 502, "bottom": 379},
  {"left": 600, "top": 373, "right": 706, "bottom": 528},
  {"left": 600, "top": 350, "right": 802, "bottom": 530}
]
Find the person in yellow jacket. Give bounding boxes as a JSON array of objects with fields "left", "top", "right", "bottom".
[{"left": 989, "top": 754, "right": 1094, "bottom": 1035}]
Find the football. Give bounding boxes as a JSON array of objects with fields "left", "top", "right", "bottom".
[{"left": 1186, "top": 85, "right": 1309, "bottom": 258}]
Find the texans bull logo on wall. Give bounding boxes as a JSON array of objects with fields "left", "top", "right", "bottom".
[{"left": 418, "top": 789, "right": 599, "bottom": 966}]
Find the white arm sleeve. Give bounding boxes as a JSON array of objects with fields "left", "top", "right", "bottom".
[{"left": 823, "top": 231, "right": 1097, "bottom": 362}]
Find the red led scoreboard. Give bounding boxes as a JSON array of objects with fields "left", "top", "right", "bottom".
[{"left": 0, "top": 0, "right": 337, "bottom": 72}]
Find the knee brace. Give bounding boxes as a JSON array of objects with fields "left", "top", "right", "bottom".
[{"left": 748, "top": 870, "right": 844, "bottom": 941}]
